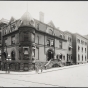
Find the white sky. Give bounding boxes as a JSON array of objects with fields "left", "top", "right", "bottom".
[{"left": 0, "top": 1, "right": 88, "bottom": 35}]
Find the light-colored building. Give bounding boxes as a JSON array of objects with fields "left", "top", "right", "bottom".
[
  {"left": 64, "top": 31, "right": 73, "bottom": 65},
  {"left": 72, "top": 33, "right": 87, "bottom": 64}
]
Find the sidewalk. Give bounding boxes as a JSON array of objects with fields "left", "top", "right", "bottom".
[{"left": 0, "top": 63, "right": 87, "bottom": 75}]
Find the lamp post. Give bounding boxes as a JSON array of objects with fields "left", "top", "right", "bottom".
[{"left": 6, "top": 55, "right": 11, "bottom": 74}]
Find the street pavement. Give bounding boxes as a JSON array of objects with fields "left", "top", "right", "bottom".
[{"left": 0, "top": 63, "right": 88, "bottom": 87}]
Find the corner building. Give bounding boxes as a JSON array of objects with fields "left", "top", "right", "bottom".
[{"left": 1, "top": 12, "right": 67, "bottom": 71}]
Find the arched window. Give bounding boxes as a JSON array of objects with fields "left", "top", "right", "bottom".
[{"left": 11, "top": 51, "right": 15, "bottom": 60}]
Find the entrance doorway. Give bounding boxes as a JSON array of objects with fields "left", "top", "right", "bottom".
[{"left": 47, "top": 49, "right": 54, "bottom": 61}]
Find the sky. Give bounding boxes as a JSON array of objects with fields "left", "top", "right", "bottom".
[{"left": 0, "top": 1, "right": 88, "bottom": 35}]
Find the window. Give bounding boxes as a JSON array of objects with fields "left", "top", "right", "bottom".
[
  {"left": 10, "top": 23, "right": 16, "bottom": 32},
  {"left": 81, "top": 40, "right": 84, "bottom": 45},
  {"left": 11, "top": 35, "right": 15, "bottom": 44},
  {"left": 69, "top": 46, "right": 72, "bottom": 51},
  {"left": 48, "top": 29, "right": 53, "bottom": 35},
  {"left": 30, "top": 20, "right": 34, "bottom": 26},
  {"left": 82, "top": 47, "right": 83, "bottom": 52},
  {"left": 77, "top": 39, "right": 80, "bottom": 43},
  {"left": 24, "top": 32, "right": 29, "bottom": 41},
  {"left": 4, "top": 38, "right": 7, "bottom": 46},
  {"left": 85, "top": 48, "right": 86, "bottom": 53},
  {"left": 23, "top": 48, "right": 29, "bottom": 55},
  {"left": 47, "top": 40, "right": 50, "bottom": 46},
  {"left": 78, "top": 46, "right": 80, "bottom": 51},
  {"left": 32, "top": 49, "right": 35, "bottom": 57},
  {"left": 78, "top": 54, "right": 80, "bottom": 61},
  {"left": 37, "top": 24, "right": 39, "bottom": 30},
  {"left": 63, "top": 56, "right": 65, "bottom": 60},
  {"left": 60, "top": 34, "right": 62, "bottom": 38},
  {"left": 11, "top": 51, "right": 15, "bottom": 60},
  {"left": 82, "top": 55, "right": 83, "bottom": 61},
  {"left": 70, "top": 38, "right": 71, "bottom": 42},
  {"left": 59, "top": 41, "right": 62, "bottom": 49},
  {"left": 51, "top": 40, "right": 54, "bottom": 47},
  {"left": 85, "top": 56, "right": 86, "bottom": 61},
  {"left": 23, "top": 47, "right": 29, "bottom": 60},
  {"left": 31, "top": 33, "right": 35, "bottom": 42}
]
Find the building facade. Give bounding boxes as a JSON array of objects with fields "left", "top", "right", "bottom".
[
  {"left": 72, "top": 33, "right": 88, "bottom": 64},
  {"left": 64, "top": 31, "right": 73, "bottom": 65},
  {"left": 0, "top": 11, "right": 88, "bottom": 71},
  {"left": 0, "top": 12, "right": 68, "bottom": 71}
]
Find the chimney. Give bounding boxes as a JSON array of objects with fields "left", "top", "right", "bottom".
[{"left": 39, "top": 12, "right": 44, "bottom": 23}]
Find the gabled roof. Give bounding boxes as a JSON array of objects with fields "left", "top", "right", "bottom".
[
  {"left": 9, "top": 17, "right": 16, "bottom": 23},
  {"left": 0, "top": 18, "right": 9, "bottom": 24},
  {"left": 47, "top": 20, "right": 55, "bottom": 28}
]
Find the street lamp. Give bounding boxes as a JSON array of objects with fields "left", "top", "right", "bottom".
[{"left": 6, "top": 54, "right": 11, "bottom": 73}]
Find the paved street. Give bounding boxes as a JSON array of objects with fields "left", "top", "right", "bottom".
[{"left": 0, "top": 63, "right": 88, "bottom": 87}]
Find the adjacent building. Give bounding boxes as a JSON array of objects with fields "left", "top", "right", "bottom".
[
  {"left": 64, "top": 31, "right": 73, "bottom": 65},
  {"left": 72, "top": 33, "right": 88, "bottom": 64}
]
